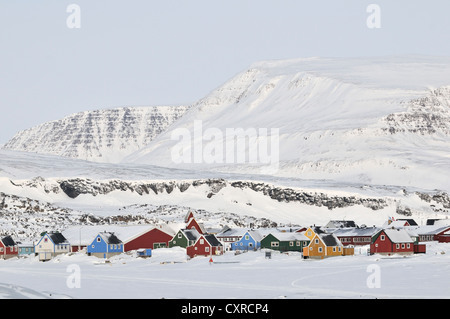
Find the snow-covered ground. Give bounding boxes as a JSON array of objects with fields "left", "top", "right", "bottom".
[{"left": 0, "top": 242, "right": 448, "bottom": 299}]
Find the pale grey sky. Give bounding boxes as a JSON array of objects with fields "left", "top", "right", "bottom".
[{"left": 1, "top": 1, "right": 450, "bottom": 143}]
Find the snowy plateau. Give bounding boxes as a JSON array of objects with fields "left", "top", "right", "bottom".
[{"left": 1, "top": 56, "right": 450, "bottom": 300}]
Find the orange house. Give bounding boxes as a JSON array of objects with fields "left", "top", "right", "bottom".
[{"left": 303, "top": 233, "right": 347, "bottom": 259}]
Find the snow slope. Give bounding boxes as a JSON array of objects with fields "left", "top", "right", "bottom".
[
  {"left": 2, "top": 106, "right": 189, "bottom": 163},
  {"left": 124, "top": 56, "right": 450, "bottom": 191}
]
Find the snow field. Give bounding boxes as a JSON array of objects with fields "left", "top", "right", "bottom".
[{"left": 0, "top": 242, "right": 448, "bottom": 299}]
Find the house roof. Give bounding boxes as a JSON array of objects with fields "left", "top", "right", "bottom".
[
  {"left": 62, "top": 224, "right": 178, "bottom": 246},
  {"left": 319, "top": 233, "right": 342, "bottom": 247},
  {"left": 98, "top": 232, "right": 122, "bottom": 245},
  {"left": 383, "top": 228, "right": 414, "bottom": 243},
  {"left": 48, "top": 232, "right": 69, "bottom": 245},
  {"left": 1, "top": 235, "right": 16, "bottom": 247},
  {"left": 216, "top": 227, "right": 248, "bottom": 238},
  {"left": 272, "top": 232, "right": 309, "bottom": 242},
  {"left": 203, "top": 234, "right": 222, "bottom": 247},
  {"left": 182, "top": 229, "right": 201, "bottom": 241},
  {"left": 330, "top": 227, "right": 381, "bottom": 237}
]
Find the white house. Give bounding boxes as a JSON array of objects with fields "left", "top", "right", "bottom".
[{"left": 34, "top": 232, "right": 71, "bottom": 261}]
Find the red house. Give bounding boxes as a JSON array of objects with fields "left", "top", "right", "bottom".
[
  {"left": 0, "top": 236, "right": 18, "bottom": 259},
  {"left": 435, "top": 226, "right": 450, "bottom": 243},
  {"left": 186, "top": 234, "right": 223, "bottom": 258},
  {"left": 370, "top": 228, "right": 414, "bottom": 256},
  {"left": 124, "top": 225, "right": 177, "bottom": 251},
  {"left": 186, "top": 218, "right": 207, "bottom": 235}
]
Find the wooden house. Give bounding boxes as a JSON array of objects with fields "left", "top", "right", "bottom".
[
  {"left": 35, "top": 231, "right": 71, "bottom": 261},
  {"left": 18, "top": 243, "right": 35, "bottom": 256},
  {"left": 260, "top": 232, "right": 310, "bottom": 252},
  {"left": 0, "top": 236, "right": 18, "bottom": 259},
  {"left": 330, "top": 227, "right": 381, "bottom": 246},
  {"left": 370, "top": 228, "right": 414, "bottom": 256},
  {"left": 186, "top": 234, "right": 223, "bottom": 258},
  {"left": 230, "top": 230, "right": 265, "bottom": 251},
  {"left": 215, "top": 226, "right": 247, "bottom": 251},
  {"left": 87, "top": 232, "right": 123, "bottom": 259},
  {"left": 169, "top": 228, "right": 201, "bottom": 248},
  {"left": 303, "top": 233, "right": 346, "bottom": 259},
  {"left": 123, "top": 224, "right": 176, "bottom": 251},
  {"left": 186, "top": 217, "right": 207, "bottom": 235}
]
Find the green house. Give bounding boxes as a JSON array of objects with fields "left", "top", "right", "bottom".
[
  {"left": 260, "top": 232, "right": 310, "bottom": 252},
  {"left": 169, "top": 229, "right": 201, "bottom": 248}
]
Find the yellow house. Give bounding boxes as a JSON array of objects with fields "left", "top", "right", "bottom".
[
  {"left": 303, "top": 233, "right": 346, "bottom": 259},
  {"left": 304, "top": 226, "right": 326, "bottom": 241}
]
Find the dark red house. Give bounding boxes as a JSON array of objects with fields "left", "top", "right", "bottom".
[
  {"left": 186, "top": 234, "right": 223, "bottom": 258},
  {"left": 186, "top": 218, "right": 207, "bottom": 235},
  {"left": 0, "top": 236, "right": 18, "bottom": 259},
  {"left": 370, "top": 228, "right": 414, "bottom": 256},
  {"left": 332, "top": 227, "right": 381, "bottom": 246},
  {"left": 434, "top": 226, "right": 450, "bottom": 243},
  {"left": 124, "top": 225, "right": 177, "bottom": 251}
]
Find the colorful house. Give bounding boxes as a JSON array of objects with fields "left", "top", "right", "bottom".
[
  {"left": 169, "top": 228, "right": 201, "bottom": 248},
  {"left": 260, "top": 232, "right": 310, "bottom": 252},
  {"left": 34, "top": 231, "right": 71, "bottom": 261},
  {"left": 186, "top": 234, "right": 223, "bottom": 258},
  {"left": 370, "top": 228, "right": 415, "bottom": 256},
  {"left": 18, "top": 243, "right": 35, "bottom": 256},
  {"left": 230, "top": 230, "right": 266, "bottom": 251},
  {"left": 216, "top": 226, "right": 247, "bottom": 251},
  {"left": 186, "top": 217, "right": 207, "bottom": 235},
  {"left": 303, "top": 233, "right": 346, "bottom": 259},
  {"left": 0, "top": 236, "right": 18, "bottom": 259},
  {"left": 87, "top": 232, "right": 123, "bottom": 259},
  {"left": 123, "top": 224, "right": 176, "bottom": 251},
  {"left": 330, "top": 227, "right": 381, "bottom": 246}
]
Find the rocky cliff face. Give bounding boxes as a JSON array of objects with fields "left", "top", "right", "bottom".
[{"left": 2, "top": 106, "right": 189, "bottom": 163}]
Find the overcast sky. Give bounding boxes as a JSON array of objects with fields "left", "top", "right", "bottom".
[{"left": 1, "top": 1, "right": 450, "bottom": 143}]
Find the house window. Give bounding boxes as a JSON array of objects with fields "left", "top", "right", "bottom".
[
  {"left": 289, "top": 241, "right": 294, "bottom": 246},
  {"left": 205, "top": 247, "right": 209, "bottom": 253},
  {"left": 380, "top": 235, "right": 385, "bottom": 241},
  {"left": 200, "top": 239, "right": 204, "bottom": 244},
  {"left": 333, "top": 247, "right": 336, "bottom": 252},
  {"left": 97, "top": 237, "right": 101, "bottom": 242},
  {"left": 396, "top": 244, "right": 400, "bottom": 249},
  {"left": 178, "top": 233, "right": 182, "bottom": 238},
  {"left": 315, "top": 239, "right": 319, "bottom": 244},
  {"left": 271, "top": 242, "right": 279, "bottom": 247},
  {"left": 401, "top": 244, "right": 405, "bottom": 249},
  {"left": 307, "top": 231, "right": 312, "bottom": 237},
  {"left": 318, "top": 247, "right": 323, "bottom": 253},
  {"left": 296, "top": 241, "right": 301, "bottom": 246},
  {"left": 407, "top": 244, "right": 410, "bottom": 249},
  {"left": 245, "top": 235, "right": 249, "bottom": 240}
]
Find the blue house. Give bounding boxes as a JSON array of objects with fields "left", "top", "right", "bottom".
[
  {"left": 231, "top": 230, "right": 264, "bottom": 251},
  {"left": 18, "top": 243, "right": 35, "bottom": 256},
  {"left": 87, "top": 232, "right": 123, "bottom": 259}
]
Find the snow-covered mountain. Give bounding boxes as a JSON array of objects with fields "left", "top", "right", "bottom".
[
  {"left": 2, "top": 106, "right": 189, "bottom": 163},
  {"left": 124, "top": 56, "right": 450, "bottom": 191}
]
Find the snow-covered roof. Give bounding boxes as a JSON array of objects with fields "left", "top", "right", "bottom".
[
  {"left": 383, "top": 228, "right": 414, "bottom": 243},
  {"left": 272, "top": 232, "right": 309, "bottom": 242},
  {"left": 329, "top": 227, "right": 381, "bottom": 237},
  {"left": 62, "top": 224, "right": 178, "bottom": 246}
]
